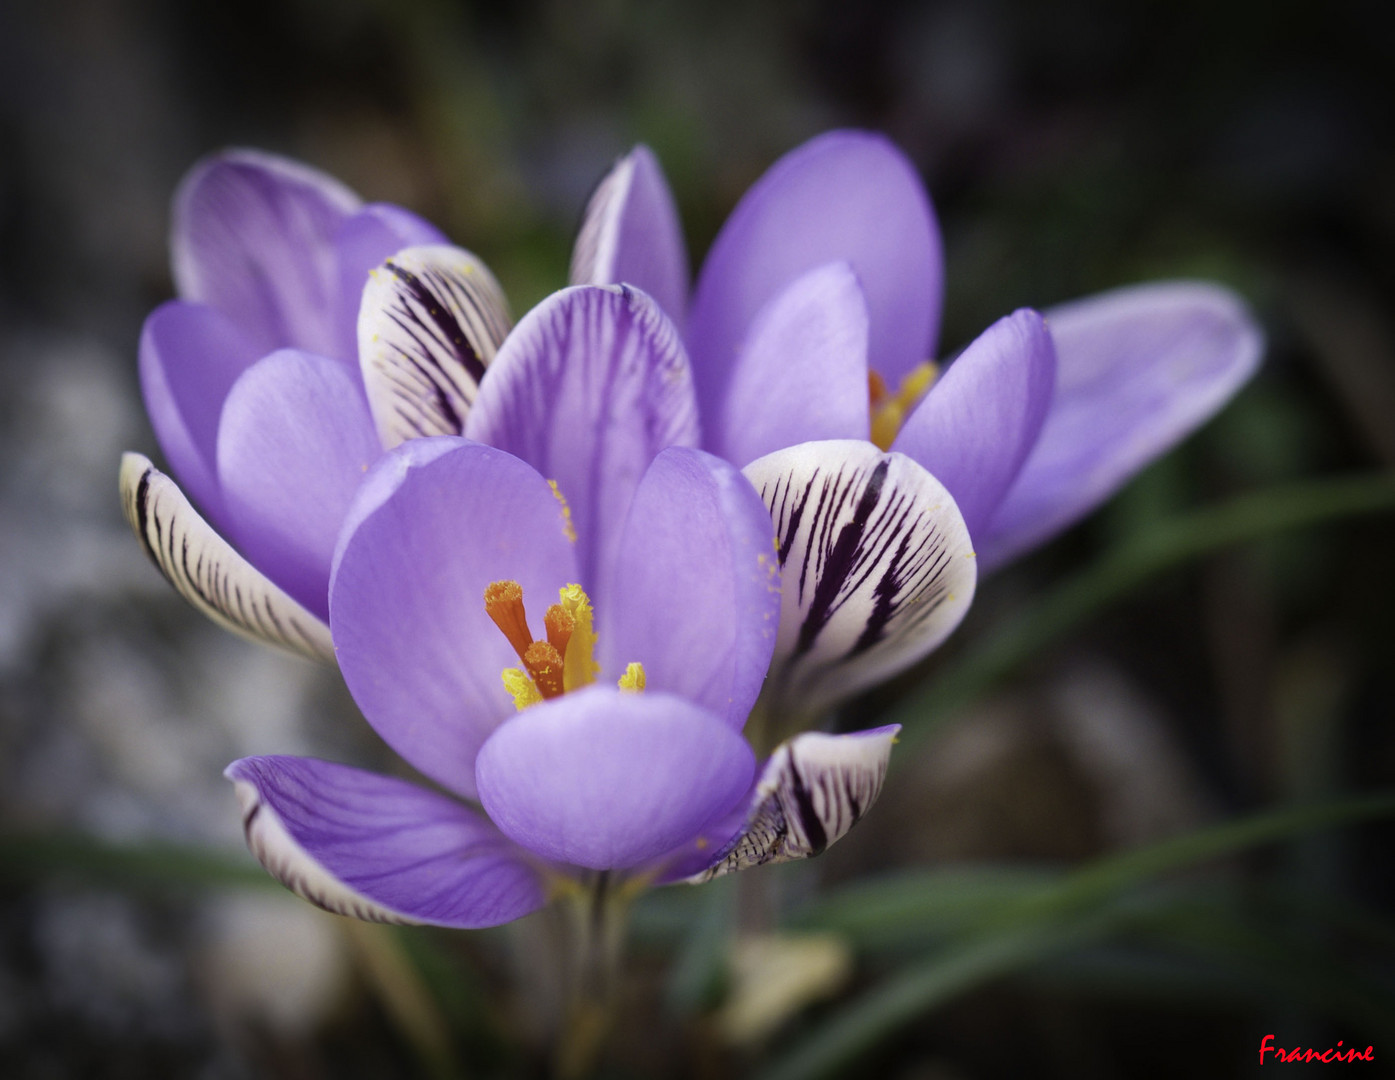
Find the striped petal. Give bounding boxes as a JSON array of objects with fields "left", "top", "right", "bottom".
[
  {"left": 227, "top": 756, "right": 545, "bottom": 929},
  {"left": 678, "top": 725, "right": 899, "bottom": 883},
  {"left": 569, "top": 145, "right": 690, "bottom": 328},
  {"left": 332, "top": 203, "right": 449, "bottom": 364},
  {"left": 119, "top": 453, "right": 334, "bottom": 662},
  {"left": 172, "top": 149, "right": 361, "bottom": 358},
  {"left": 464, "top": 285, "right": 700, "bottom": 590},
  {"left": 357, "top": 244, "right": 512, "bottom": 450},
  {"left": 743, "top": 441, "right": 976, "bottom": 713},
  {"left": 978, "top": 281, "right": 1264, "bottom": 569}
]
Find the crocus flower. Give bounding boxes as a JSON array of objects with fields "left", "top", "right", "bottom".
[
  {"left": 123, "top": 148, "right": 979, "bottom": 725},
  {"left": 226, "top": 283, "right": 977, "bottom": 925},
  {"left": 122, "top": 148, "right": 981, "bottom": 921},
  {"left": 122, "top": 150, "right": 516, "bottom": 660},
  {"left": 570, "top": 132, "right": 1263, "bottom": 571}
]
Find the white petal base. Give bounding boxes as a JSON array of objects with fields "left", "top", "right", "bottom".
[
  {"left": 119, "top": 452, "right": 335, "bottom": 662},
  {"left": 232, "top": 779, "right": 418, "bottom": 925},
  {"left": 744, "top": 441, "right": 977, "bottom": 712},
  {"left": 685, "top": 726, "right": 898, "bottom": 883},
  {"left": 358, "top": 244, "right": 511, "bottom": 449}
]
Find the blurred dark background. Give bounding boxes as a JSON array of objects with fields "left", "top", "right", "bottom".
[{"left": 2, "top": 1, "right": 1393, "bottom": 1077}]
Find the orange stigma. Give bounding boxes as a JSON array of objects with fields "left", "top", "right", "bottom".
[
  {"left": 484, "top": 580, "right": 532, "bottom": 662},
  {"left": 523, "top": 641, "right": 565, "bottom": 699},
  {"left": 544, "top": 602, "right": 575, "bottom": 657},
  {"left": 484, "top": 579, "right": 645, "bottom": 709}
]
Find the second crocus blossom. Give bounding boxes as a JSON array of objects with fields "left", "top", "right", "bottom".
[
  {"left": 571, "top": 132, "right": 1263, "bottom": 570},
  {"left": 123, "top": 150, "right": 514, "bottom": 659}
]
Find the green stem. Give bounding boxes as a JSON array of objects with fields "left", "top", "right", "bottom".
[{"left": 553, "top": 872, "right": 628, "bottom": 1079}]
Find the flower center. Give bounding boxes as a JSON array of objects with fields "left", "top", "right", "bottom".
[
  {"left": 484, "top": 580, "right": 644, "bottom": 709},
  {"left": 868, "top": 360, "right": 938, "bottom": 451}
]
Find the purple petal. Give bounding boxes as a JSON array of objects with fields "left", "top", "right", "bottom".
[
  {"left": 744, "top": 441, "right": 977, "bottom": 714},
  {"left": 688, "top": 130, "right": 943, "bottom": 429},
  {"left": 712, "top": 262, "right": 871, "bottom": 468},
  {"left": 358, "top": 245, "right": 512, "bottom": 449},
  {"left": 227, "top": 756, "right": 545, "bottom": 929},
  {"left": 464, "top": 285, "right": 700, "bottom": 589},
  {"left": 978, "top": 281, "right": 1264, "bottom": 569},
  {"left": 475, "top": 687, "right": 755, "bottom": 871},
  {"left": 598, "top": 447, "right": 780, "bottom": 728},
  {"left": 215, "top": 350, "right": 382, "bottom": 620},
  {"left": 172, "top": 149, "right": 362, "bottom": 358},
  {"left": 893, "top": 309, "right": 1057, "bottom": 538},
  {"left": 138, "top": 300, "right": 262, "bottom": 527},
  {"left": 671, "top": 725, "right": 900, "bottom": 883},
  {"left": 570, "top": 145, "right": 690, "bottom": 329},
  {"left": 330, "top": 438, "right": 579, "bottom": 800},
  {"left": 332, "top": 203, "right": 450, "bottom": 364},
  {"left": 119, "top": 453, "right": 335, "bottom": 662}
]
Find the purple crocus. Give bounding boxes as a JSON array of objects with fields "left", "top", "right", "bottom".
[
  {"left": 121, "top": 149, "right": 517, "bottom": 660},
  {"left": 123, "top": 148, "right": 981, "bottom": 722},
  {"left": 120, "top": 147, "right": 985, "bottom": 921},
  {"left": 224, "top": 282, "right": 977, "bottom": 925},
  {"left": 571, "top": 132, "right": 1263, "bottom": 571}
]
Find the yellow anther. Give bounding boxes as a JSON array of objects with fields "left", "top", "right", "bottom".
[
  {"left": 524, "top": 640, "right": 566, "bottom": 699},
  {"left": 484, "top": 580, "right": 533, "bottom": 663},
  {"left": 617, "top": 661, "right": 646, "bottom": 692},
  {"left": 869, "top": 360, "right": 938, "bottom": 450},
  {"left": 558, "top": 584, "right": 599, "bottom": 692},
  {"left": 502, "top": 668, "right": 542, "bottom": 710}
]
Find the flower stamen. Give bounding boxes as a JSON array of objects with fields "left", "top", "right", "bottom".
[
  {"left": 869, "top": 360, "right": 938, "bottom": 451},
  {"left": 486, "top": 580, "right": 621, "bottom": 706},
  {"left": 557, "top": 584, "right": 599, "bottom": 692},
  {"left": 502, "top": 667, "right": 543, "bottom": 710},
  {"left": 617, "top": 662, "right": 646, "bottom": 692}
]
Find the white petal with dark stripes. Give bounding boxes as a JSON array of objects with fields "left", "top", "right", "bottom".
[
  {"left": 743, "top": 440, "right": 976, "bottom": 713},
  {"left": 683, "top": 725, "right": 899, "bottom": 883},
  {"left": 357, "top": 244, "right": 512, "bottom": 449},
  {"left": 119, "top": 452, "right": 334, "bottom": 662},
  {"left": 227, "top": 756, "right": 546, "bottom": 929},
  {"left": 232, "top": 772, "right": 416, "bottom": 924}
]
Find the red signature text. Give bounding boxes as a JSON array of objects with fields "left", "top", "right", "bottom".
[{"left": 1260, "top": 1035, "right": 1375, "bottom": 1064}]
